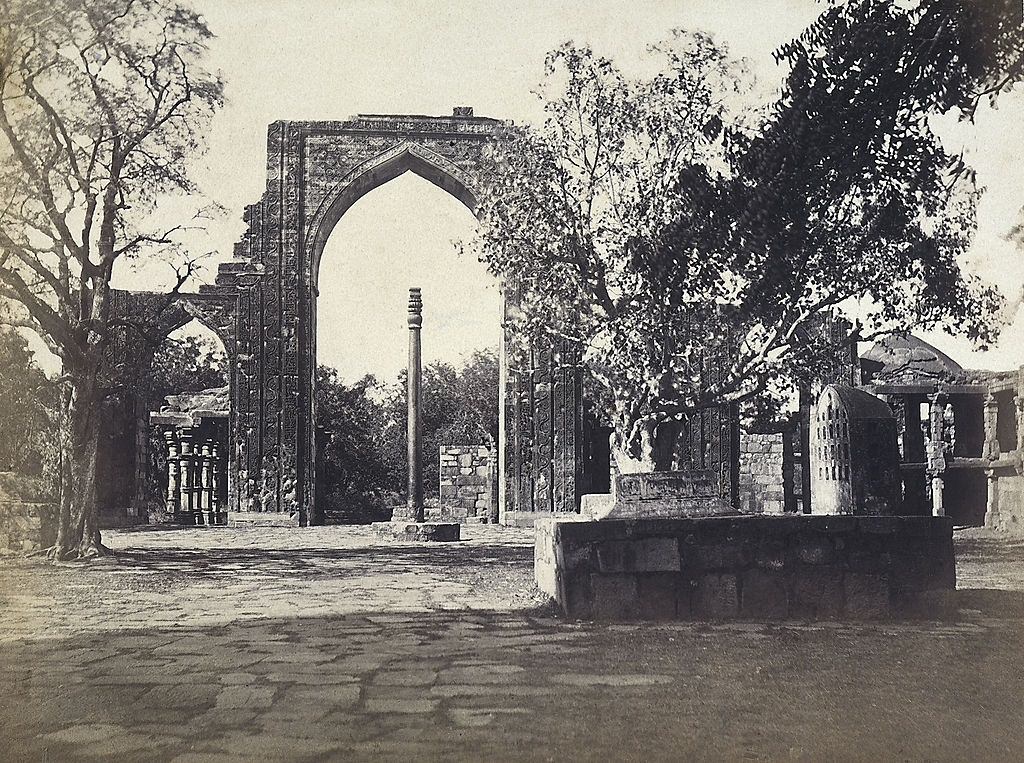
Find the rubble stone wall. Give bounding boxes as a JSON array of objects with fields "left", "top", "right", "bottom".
[
  {"left": 738, "top": 433, "right": 786, "bottom": 515},
  {"left": 0, "top": 501, "right": 57, "bottom": 554},
  {"left": 439, "top": 445, "right": 495, "bottom": 524},
  {"left": 536, "top": 515, "right": 955, "bottom": 621}
]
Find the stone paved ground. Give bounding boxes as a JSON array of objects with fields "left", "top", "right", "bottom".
[{"left": 1, "top": 525, "right": 1024, "bottom": 762}]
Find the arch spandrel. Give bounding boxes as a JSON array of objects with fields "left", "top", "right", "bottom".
[{"left": 307, "top": 141, "right": 480, "bottom": 291}]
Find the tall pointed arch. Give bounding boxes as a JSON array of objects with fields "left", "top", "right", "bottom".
[{"left": 308, "top": 141, "right": 479, "bottom": 290}]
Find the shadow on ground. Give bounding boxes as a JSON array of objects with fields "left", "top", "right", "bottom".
[
  {"left": 3, "top": 600, "right": 1024, "bottom": 763},
  {"left": 2, "top": 527, "right": 1024, "bottom": 761},
  {"left": 102, "top": 542, "right": 534, "bottom": 581}
]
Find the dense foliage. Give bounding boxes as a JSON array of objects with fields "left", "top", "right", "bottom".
[
  {"left": 315, "top": 349, "right": 499, "bottom": 521},
  {"left": 468, "top": 2, "right": 1024, "bottom": 470},
  {"left": 0, "top": 328, "right": 57, "bottom": 479},
  {"left": 143, "top": 332, "right": 228, "bottom": 410}
]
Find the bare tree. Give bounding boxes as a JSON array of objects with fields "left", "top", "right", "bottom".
[{"left": 0, "top": 0, "right": 223, "bottom": 558}]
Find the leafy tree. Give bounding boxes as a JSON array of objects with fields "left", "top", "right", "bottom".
[
  {"left": 0, "top": 326, "right": 57, "bottom": 478},
  {"left": 0, "top": 0, "right": 223, "bottom": 558},
  {"left": 444, "top": 348, "right": 500, "bottom": 446},
  {"left": 142, "top": 331, "right": 227, "bottom": 410},
  {"left": 382, "top": 349, "right": 499, "bottom": 498},
  {"left": 469, "top": 7, "right": 1022, "bottom": 472},
  {"left": 315, "top": 366, "right": 401, "bottom": 523}
]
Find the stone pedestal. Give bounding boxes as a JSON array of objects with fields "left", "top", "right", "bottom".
[{"left": 370, "top": 521, "right": 461, "bottom": 542}]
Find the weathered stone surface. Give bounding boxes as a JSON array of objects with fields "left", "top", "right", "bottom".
[
  {"left": 790, "top": 566, "right": 845, "bottom": 619},
  {"left": 0, "top": 497, "right": 57, "bottom": 554},
  {"left": 438, "top": 445, "right": 494, "bottom": 524},
  {"left": 740, "top": 570, "right": 788, "bottom": 619},
  {"left": 845, "top": 572, "right": 894, "bottom": 620},
  {"left": 692, "top": 573, "right": 739, "bottom": 619},
  {"left": 596, "top": 538, "right": 681, "bottom": 573},
  {"left": 536, "top": 515, "right": 955, "bottom": 621},
  {"left": 370, "top": 522, "right": 461, "bottom": 542},
  {"left": 590, "top": 574, "right": 639, "bottom": 619},
  {"left": 597, "top": 471, "right": 736, "bottom": 520}
]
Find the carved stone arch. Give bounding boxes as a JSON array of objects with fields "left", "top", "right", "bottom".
[
  {"left": 161, "top": 295, "right": 238, "bottom": 358},
  {"left": 308, "top": 141, "right": 479, "bottom": 289},
  {"left": 210, "top": 110, "right": 587, "bottom": 526}
]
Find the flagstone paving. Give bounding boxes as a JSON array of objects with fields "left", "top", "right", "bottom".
[{"left": 1, "top": 525, "right": 1024, "bottom": 761}]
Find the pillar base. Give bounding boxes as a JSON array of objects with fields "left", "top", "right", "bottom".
[
  {"left": 370, "top": 521, "right": 461, "bottom": 542},
  {"left": 391, "top": 506, "right": 425, "bottom": 523}
]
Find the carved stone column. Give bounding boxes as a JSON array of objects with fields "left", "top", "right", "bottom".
[
  {"left": 201, "top": 441, "right": 216, "bottom": 526},
  {"left": 164, "top": 431, "right": 180, "bottom": 515},
  {"left": 927, "top": 392, "right": 947, "bottom": 517},
  {"left": 179, "top": 430, "right": 196, "bottom": 523},
  {"left": 210, "top": 441, "right": 222, "bottom": 524},
  {"left": 983, "top": 392, "right": 1000, "bottom": 460}
]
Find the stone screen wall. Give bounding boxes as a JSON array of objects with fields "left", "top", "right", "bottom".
[{"left": 439, "top": 445, "right": 495, "bottom": 523}]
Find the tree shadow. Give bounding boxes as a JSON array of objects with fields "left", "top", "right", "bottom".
[
  {"left": 98, "top": 540, "right": 534, "bottom": 583},
  {"left": 3, "top": 599, "right": 1024, "bottom": 763}
]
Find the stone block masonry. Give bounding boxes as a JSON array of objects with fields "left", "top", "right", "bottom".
[
  {"left": 535, "top": 515, "right": 955, "bottom": 621},
  {"left": 991, "top": 473, "right": 1024, "bottom": 535},
  {"left": 438, "top": 445, "right": 495, "bottom": 524},
  {"left": 738, "top": 433, "right": 786, "bottom": 515}
]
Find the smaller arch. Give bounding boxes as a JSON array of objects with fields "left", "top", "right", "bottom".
[
  {"left": 309, "top": 142, "right": 479, "bottom": 290},
  {"left": 154, "top": 296, "right": 236, "bottom": 357}
]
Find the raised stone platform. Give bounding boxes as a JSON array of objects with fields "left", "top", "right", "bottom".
[
  {"left": 370, "top": 521, "right": 461, "bottom": 542},
  {"left": 535, "top": 515, "right": 955, "bottom": 621}
]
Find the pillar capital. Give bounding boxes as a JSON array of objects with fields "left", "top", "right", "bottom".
[{"left": 408, "top": 287, "right": 422, "bottom": 329}]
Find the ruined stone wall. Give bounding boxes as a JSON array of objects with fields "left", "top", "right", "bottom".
[
  {"left": 0, "top": 474, "right": 56, "bottom": 553},
  {"left": 439, "top": 445, "right": 495, "bottom": 524},
  {"left": 0, "top": 502, "right": 57, "bottom": 554},
  {"left": 738, "top": 433, "right": 786, "bottom": 515}
]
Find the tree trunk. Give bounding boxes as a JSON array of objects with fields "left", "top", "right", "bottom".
[{"left": 51, "top": 373, "right": 107, "bottom": 560}]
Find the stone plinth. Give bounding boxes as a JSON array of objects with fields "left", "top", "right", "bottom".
[
  {"left": 536, "top": 515, "right": 955, "bottom": 621},
  {"left": 371, "top": 521, "right": 461, "bottom": 542}
]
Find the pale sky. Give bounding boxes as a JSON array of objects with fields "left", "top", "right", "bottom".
[{"left": 95, "top": 0, "right": 1023, "bottom": 381}]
